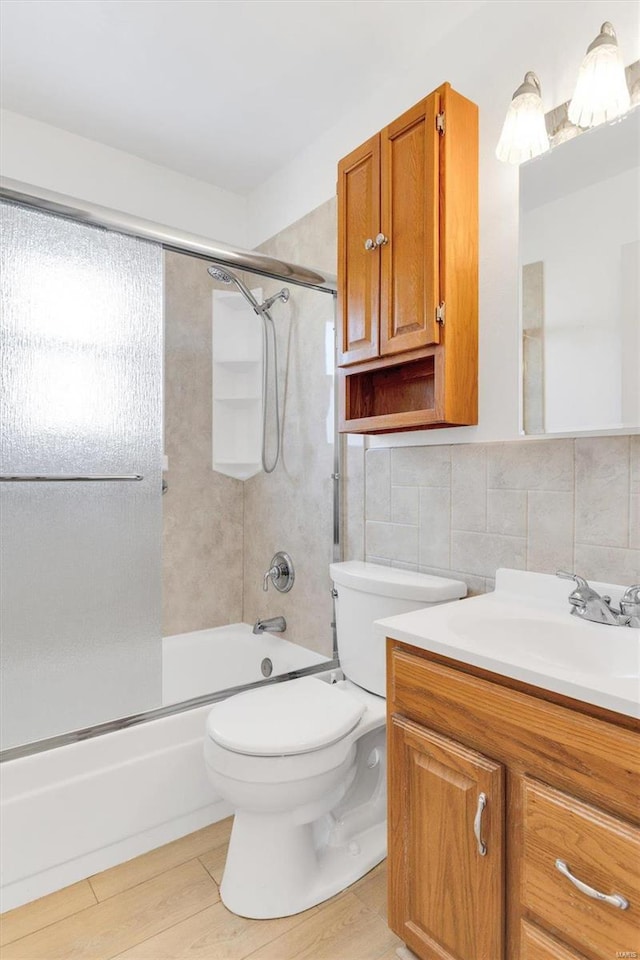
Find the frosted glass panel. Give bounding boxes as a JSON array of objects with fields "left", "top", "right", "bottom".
[{"left": 0, "top": 202, "right": 163, "bottom": 750}]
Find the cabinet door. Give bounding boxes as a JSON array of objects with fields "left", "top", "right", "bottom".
[
  {"left": 337, "top": 134, "right": 381, "bottom": 366},
  {"left": 380, "top": 93, "right": 440, "bottom": 356},
  {"left": 388, "top": 715, "right": 504, "bottom": 960}
]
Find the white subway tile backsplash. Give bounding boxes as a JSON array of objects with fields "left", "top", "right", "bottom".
[
  {"left": 487, "top": 489, "right": 527, "bottom": 538},
  {"left": 575, "top": 437, "right": 630, "bottom": 547}
]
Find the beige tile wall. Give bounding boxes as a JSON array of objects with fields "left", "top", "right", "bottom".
[
  {"left": 362, "top": 436, "right": 639, "bottom": 594},
  {"left": 243, "top": 200, "right": 337, "bottom": 658},
  {"left": 163, "top": 251, "right": 244, "bottom": 636},
  {"left": 163, "top": 202, "right": 338, "bottom": 658}
]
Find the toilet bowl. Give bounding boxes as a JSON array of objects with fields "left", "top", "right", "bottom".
[{"left": 204, "top": 561, "right": 466, "bottom": 919}]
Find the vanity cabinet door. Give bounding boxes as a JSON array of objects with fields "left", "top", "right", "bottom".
[
  {"left": 388, "top": 715, "right": 505, "bottom": 960},
  {"left": 337, "top": 134, "right": 381, "bottom": 366}
]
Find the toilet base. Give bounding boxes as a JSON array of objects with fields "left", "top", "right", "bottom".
[{"left": 220, "top": 812, "right": 386, "bottom": 919}]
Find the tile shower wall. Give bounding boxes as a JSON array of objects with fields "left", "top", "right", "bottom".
[
  {"left": 362, "top": 436, "right": 639, "bottom": 593},
  {"left": 163, "top": 251, "right": 243, "bottom": 635},
  {"left": 243, "top": 200, "right": 337, "bottom": 658}
]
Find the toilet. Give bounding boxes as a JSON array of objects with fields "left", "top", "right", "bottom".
[{"left": 203, "top": 561, "right": 466, "bottom": 919}]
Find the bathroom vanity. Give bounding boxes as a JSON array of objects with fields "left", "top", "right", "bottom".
[{"left": 381, "top": 570, "right": 640, "bottom": 960}]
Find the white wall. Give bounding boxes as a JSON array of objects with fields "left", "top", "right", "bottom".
[
  {"left": 248, "top": 0, "right": 640, "bottom": 446},
  {"left": 2, "top": 1, "right": 638, "bottom": 445},
  {"left": 0, "top": 109, "right": 248, "bottom": 247}
]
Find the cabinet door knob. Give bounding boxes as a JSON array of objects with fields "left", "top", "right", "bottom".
[
  {"left": 474, "top": 792, "right": 487, "bottom": 856},
  {"left": 555, "top": 860, "right": 629, "bottom": 910},
  {"left": 374, "top": 233, "right": 389, "bottom": 247},
  {"left": 364, "top": 238, "right": 376, "bottom": 251}
]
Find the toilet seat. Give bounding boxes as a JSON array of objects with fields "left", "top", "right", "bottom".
[{"left": 206, "top": 676, "right": 365, "bottom": 757}]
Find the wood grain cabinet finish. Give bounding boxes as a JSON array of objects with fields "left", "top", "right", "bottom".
[
  {"left": 337, "top": 83, "right": 478, "bottom": 434},
  {"left": 388, "top": 716, "right": 504, "bottom": 960},
  {"left": 386, "top": 641, "right": 640, "bottom": 960}
]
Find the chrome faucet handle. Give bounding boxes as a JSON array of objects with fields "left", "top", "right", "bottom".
[
  {"left": 556, "top": 570, "right": 589, "bottom": 589},
  {"left": 621, "top": 585, "right": 640, "bottom": 618}
]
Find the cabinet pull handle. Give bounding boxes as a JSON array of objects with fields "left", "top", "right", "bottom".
[
  {"left": 374, "top": 233, "right": 389, "bottom": 247},
  {"left": 364, "top": 238, "right": 376, "bottom": 251},
  {"left": 474, "top": 792, "right": 487, "bottom": 856},
  {"left": 555, "top": 860, "right": 629, "bottom": 910}
]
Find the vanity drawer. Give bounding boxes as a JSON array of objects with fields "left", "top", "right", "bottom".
[
  {"left": 388, "top": 646, "right": 640, "bottom": 822},
  {"left": 521, "top": 778, "right": 640, "bottom": 959},
  {"left": 521, "top": 921, "right": 589, "bottom": 959}
]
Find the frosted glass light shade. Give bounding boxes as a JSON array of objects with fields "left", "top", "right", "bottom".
[
  {"left": 568, "top": 22, "right": 630, "bottom": 128},
  {"left": 496, "top": 72, "right": 549, "bottom": 165}
]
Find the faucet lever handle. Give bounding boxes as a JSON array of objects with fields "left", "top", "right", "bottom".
[{"left": 556, "top": 570, "right": 589, "bottom": 589}]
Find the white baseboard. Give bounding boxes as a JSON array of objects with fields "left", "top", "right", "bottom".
[{"left": 1, "top": 705, "right": 231, "bottom": 911}]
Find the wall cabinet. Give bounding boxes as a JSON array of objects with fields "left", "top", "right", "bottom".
[
  {"left": 387, "top": 643, "right": 640, "bottom": 960},
  {"left": 337, "top": 83, "right": 478, "bottom": 433}
]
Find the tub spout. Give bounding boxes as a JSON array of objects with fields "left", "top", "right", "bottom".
[{"left": 253, "top": 616, "right": 286, "bottom": 635}]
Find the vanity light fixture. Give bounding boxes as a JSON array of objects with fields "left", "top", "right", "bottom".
[
  {"left": 495, "top": 71, "right": 550, "bottom": 165},
  {"left": 568, "top": 22, "right": 631, "bottom": 127}
]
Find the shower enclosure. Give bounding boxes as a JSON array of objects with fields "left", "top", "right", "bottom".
[{"left": 0, "top": 190, "right": 339, "bottom": 759}]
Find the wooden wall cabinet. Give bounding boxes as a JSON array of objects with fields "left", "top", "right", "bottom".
[
  {"left": 337, "top": 83, "right": 478, "bottom": 434},
  {"left": 387, "top": 642, "right": 640, "bottom": 960}
]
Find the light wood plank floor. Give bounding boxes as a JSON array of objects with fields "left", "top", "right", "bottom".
[{"left": 0, "top": 818, "right": 401, "bottom": 960}]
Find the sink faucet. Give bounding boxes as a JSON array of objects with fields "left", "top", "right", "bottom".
[
  {"left": 557, "top": 572, "right": 640, "bottom": 628},
  {"left": 253, "top": 616, "right": 287, "bottom": 635}
]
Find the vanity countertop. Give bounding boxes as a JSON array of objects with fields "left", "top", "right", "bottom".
[{"left": 375, "top": 568, "right": 640, "bottom": 719}]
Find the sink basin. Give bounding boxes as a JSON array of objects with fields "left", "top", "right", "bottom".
[
  {"left": 375, "top": 568, "right": 640, "bottom": 718},
  {"left": 447, "top": 612, "right": 640, "bottom": 680}
]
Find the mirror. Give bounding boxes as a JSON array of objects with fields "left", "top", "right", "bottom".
[{"left": 520, "top": 107, "right": 640, "bottom": 435}]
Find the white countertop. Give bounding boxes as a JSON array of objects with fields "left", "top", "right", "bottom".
[{"left": 375, "top": 568, "right": 640, "bottom": 719}]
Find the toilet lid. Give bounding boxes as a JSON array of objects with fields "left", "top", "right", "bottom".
[{"left": 206, "top": 677, "right": 365, "bottom": 756}]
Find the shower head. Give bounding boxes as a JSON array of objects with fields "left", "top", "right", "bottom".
[
  {"left": 260, "top": 289, "right": 290, "bottom": 312},
  {"left": 207, "top": 265, "right": 234, "bottom": 283}
]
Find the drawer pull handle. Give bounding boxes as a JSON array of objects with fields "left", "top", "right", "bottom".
[
  {"left": 474, "top": 792, "right": 487, "bottom": 856},
  {"left": 555, "top": 860, "right": 629, "bottom": 910}
]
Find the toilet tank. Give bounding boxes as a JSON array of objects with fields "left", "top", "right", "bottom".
[{"left": 329, "top": 561, "right": 466, "bottom": 697}]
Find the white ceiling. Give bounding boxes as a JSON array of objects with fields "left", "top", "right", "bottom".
[{"left": 0, "top": 0, "right": 485, "bottom": 195}]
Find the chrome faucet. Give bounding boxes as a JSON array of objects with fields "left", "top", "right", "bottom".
[
  {"left": 557, "top": 571, "right": 640, "bottom": 628},
  {"left": 253, "top": 616, "right": 287, "bottom": 635}
]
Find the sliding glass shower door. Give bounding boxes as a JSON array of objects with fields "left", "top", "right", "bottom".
[{"left": 0, "top": 201, "right": 164, "bottom": 750}]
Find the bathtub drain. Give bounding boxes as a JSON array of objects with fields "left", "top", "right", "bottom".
[{"left": 261, "top": 657, "right": 273, "bottom": 678}]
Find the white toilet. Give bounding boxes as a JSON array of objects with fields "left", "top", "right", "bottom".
[{"left": 203, "top": 561, "right": 466, "bottom": 919}]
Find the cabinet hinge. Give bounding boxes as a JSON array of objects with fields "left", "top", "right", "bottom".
[
  {"left": 436, "top": 111, "right": 445, "bottom": 136},
  {"left": 436, "top": 302, "right": 446, "bottom": 326}
]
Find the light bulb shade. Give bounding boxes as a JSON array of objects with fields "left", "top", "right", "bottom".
[
  {"left": 496, "top": 74, "right": 549, "bottom": 164},
  {"left": 568, "top": 22, "right": 630, "bottom": 127}
]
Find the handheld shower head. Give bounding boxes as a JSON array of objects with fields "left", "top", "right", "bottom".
[{"left": 207, "top": 265, "right": 234, "bottom": 284}]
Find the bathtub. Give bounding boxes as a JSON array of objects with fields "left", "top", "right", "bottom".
[
  {"left": 1, "top": 625, "right": 336, "bottom": 911},
  {"left": 162, "top": 623, "right": 328, "bottom": 704}
]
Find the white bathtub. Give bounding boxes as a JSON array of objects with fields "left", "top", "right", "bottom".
[
  {"left": 162, "top": 623, "right": 327, "bottom": 704},
  {"left": 1, "top": 625, "right": 334, "bottom": 911}
]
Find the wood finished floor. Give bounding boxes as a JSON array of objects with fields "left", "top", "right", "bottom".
[{"left": 0, "top": 818, "right": 401, "bottom": 960}]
